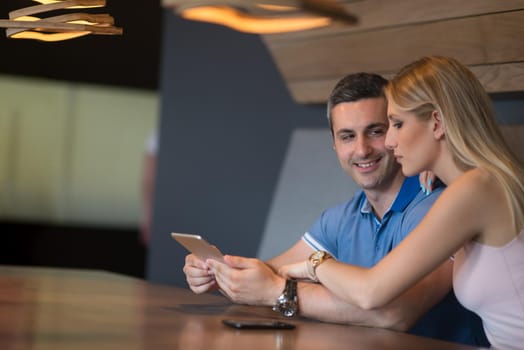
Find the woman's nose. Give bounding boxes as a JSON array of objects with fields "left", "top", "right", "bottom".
[{"left": 385, "top": 130, "right": 396, "bottom": 150}]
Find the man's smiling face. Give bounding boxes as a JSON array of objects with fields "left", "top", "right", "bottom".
[{"left": 331, "top": 97, "right": 401, "bottom": 191}]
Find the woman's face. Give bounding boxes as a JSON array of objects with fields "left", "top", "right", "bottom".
[{"left": 385, "top": 101, "right": 437, "bottom": 177}]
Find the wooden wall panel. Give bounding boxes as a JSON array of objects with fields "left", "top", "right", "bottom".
[
  {"left": 471, "top": 63, "right": 524, "bottom": 93},
  {"left": 289, "top": 62, "right": 524, "bottom": 104},
  {"left": 500, "top": 125, "right": 524, "bottom": 162},
  {"left": 261, "top": 1, "right": 524, "bottom": 104}
]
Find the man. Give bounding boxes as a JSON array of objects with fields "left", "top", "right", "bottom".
[{"left": 183, "top": 73, "right": 488, "bottom": 346}]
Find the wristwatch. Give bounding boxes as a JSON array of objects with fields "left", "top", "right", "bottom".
[
  {"left": 308, "top": 250, "right": 332, "bottom": 281},
  {"left": 272, "top": 279, "right": 298, "bottom": 317}
]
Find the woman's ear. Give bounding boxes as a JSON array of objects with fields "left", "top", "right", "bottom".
[{"left": 432, "top": 110, "right": 445, "bottom": 140}]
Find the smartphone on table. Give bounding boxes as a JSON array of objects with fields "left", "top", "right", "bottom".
[{"left": 222, "top": 319, "right": 296, "bottom": 330}]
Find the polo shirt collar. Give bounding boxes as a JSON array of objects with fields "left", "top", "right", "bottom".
[
  {"left": 391, "top": 176, "right": 420, "bottom": 212},
  {"left": 360, "top": 176, "right": 420, "bottom": 214}
]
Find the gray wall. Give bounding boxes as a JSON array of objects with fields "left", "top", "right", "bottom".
[
  {"left": 147, "top": 12, "right": 326, "bottom": 286},
  {"left": 256, "top": 128, "right": 359, "bottom": 261}
]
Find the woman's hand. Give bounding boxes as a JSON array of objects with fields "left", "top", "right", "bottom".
[
  {"left": 278, "top": 261, "right": 314, "bottom": 280},
  {"left": 419, "top": 171, "right": 436, "bottom": 195}
]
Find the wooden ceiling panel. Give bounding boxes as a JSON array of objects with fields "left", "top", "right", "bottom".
[{"left": 262, "top": 1, "right": 524, "bottom": 104}]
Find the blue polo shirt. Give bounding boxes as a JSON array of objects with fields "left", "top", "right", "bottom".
[{"left": 303, "top": 176, "right": 488, "bottom": 347}]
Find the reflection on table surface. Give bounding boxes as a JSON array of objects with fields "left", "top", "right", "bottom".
[{"left": 0, "top": 265, "right": 485, "bottom": 350}]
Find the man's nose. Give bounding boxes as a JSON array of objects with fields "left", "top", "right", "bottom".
[{"left": 355, "top": 137, "right": 372, "bottom": 156}]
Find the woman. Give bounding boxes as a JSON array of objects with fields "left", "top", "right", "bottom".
[{"left": 280, "top": 56, "right": 524, "bottom": 350}]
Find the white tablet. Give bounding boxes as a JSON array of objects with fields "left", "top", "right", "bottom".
[{"left": 171, "top": 232, "right": 224, "bottom": 262}]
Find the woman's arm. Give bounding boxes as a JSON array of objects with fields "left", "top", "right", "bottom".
[{"left": 281, "top": 170, "right": 491, "bottom": 309}]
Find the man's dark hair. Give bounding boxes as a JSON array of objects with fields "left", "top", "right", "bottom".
[{"left": 327, "top": 73, "right": 388, "bottom": 131}]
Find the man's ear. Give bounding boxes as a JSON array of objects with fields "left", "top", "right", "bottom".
[{"left": 432, "top": 110, "right": 445, "bottom": 140}]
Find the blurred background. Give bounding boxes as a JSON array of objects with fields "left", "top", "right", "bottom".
[{"left": 0, "top": 0, "right": 162, "bottom": 277}]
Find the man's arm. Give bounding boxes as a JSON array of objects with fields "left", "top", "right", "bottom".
[{"left": 208, "top": 239, "right": 452, "bottom": 331}]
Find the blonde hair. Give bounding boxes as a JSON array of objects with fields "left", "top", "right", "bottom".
[{"left": 386, "top": 56, "right": 524, "bottom": 232}]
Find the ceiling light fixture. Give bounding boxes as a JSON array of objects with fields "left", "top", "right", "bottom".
[
  {"left": 162, "top": 0, "right": 358, "bottom": 34},
  {"left": 0, "top": 0, "right": 123, "bottom": 42}
]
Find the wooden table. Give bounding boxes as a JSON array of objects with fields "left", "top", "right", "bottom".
[{"left": 0, "top": 265, "right": 486, "bottom": 350}]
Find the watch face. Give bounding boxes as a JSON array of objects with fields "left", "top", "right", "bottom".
[
  {"left": 310, "top": 251, "right": 325, "bottom": 265},
  {"left": 273, "top": 298, "right": 297, "bottom": 317},
  {"left": 280, "top": 300, "right": 297, "bottom": 317},
  {"left": 282, "top": 307, "right": 296, "bottom": 317}
]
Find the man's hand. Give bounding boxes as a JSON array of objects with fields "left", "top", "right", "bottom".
[
  {"left": 207, "top": 255, "right": 286, "bottom": 306},
  {"left": 183, "top": 253, "right": 219, "bottom": 294}
]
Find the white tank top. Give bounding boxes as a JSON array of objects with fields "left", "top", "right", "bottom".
[{"left": 453, "top": 230, "right": 524, "bottom": 350}]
